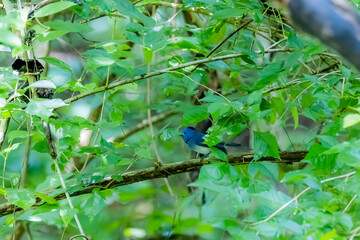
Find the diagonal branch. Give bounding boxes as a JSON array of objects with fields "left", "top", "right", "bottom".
[
  {"left": 63, "top": 49, "right": 291, "bottom": 106},
  {"left": 0, "top": 151, "right": 307, "bottom": 218},
  {"left": 113, "top": 111, "right": 177, "bottom": 143}
]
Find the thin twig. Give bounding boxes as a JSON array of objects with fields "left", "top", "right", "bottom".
[
  {"left": 146, "top": 62, "right": 174, "bottom": 195},
  {"left": 146, "top": 66, "right": 163, "bottom": 169},
  {"left": 350, "top": 226, "right": 360, "bottom": 240},
  {"left": 80, "top": 19, "right": 117, "bottom": 172},
  {"left": 53, "top": 159, "right": 87, "bottom": 239},
  {"left": 344, "top": 194, "right": 357, "bottom": 213},
  {"left": 251, "top": 171, "right": 356, "bottom": 225},
  {"left": 113, "top": 111, "right": 177, "bottom": 143},
  {"left": 191, "top": 19, "right": 253, "bottom": 72},
  {"left": 19, "top": 117, "right": 33, "bottom": 188}
]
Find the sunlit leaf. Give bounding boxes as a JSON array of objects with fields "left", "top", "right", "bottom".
[{"left": 35, "top": 1, "right": 76, "bottom": 17}]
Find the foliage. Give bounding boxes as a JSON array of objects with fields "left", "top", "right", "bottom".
[{"left": 0, "top": 0, "right": 359, "bottom": 239}]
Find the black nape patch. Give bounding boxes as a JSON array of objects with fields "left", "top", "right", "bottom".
[{"left": 12, "top": 59, "right": 44, "bottom": 73}]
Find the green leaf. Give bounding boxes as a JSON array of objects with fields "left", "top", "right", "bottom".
[
  {"left": 253, "top": 132, "right": 280, "bottom": 160},
  {"left": 211, "top": 8, "right": 246, "bottom": 20},
  {"left": 25, "top": 100, "right": 53, "bottom": 119},
  {"left": 25, "top": 99, "right": 68, "bottom": 119},
  {"left": 37, "top": 30, "right": 68, "bottom": 42},
  {"left": 43, "top": 20, "right": 93, "bottom": 33},
  {"left": 168, "top": 38, "right": 200, "bottom": 52},
  {"left": 256, "top": 61, "right": 284, "bottom": 89},
  {"left": 81, "top": 190, "right": 106, "bottom": 222},
  {"left": 343, "top": 114, "right": 360, "bottom": 128},
  {"left": 320, "top": 229, "right": 336, "bottom": 240},
  {"left": 110, "top": 103, "right": 129, "bottom": 124},
  {"left": 35, "top": 174, "right": 73, "bottom": 192},
  {"left": 59, "top": 208, "right": 78, "bottom": 226},
  {"left": 271, "top": 97, "right": 284, "bottom": 116},
  {"left": 115, "top": 59, "right": 135, "bottom": 72},
  {"left": 253, "top": 9, "right": 263, "bottom": 24},
  {"left": 0, "top": 29, "right": 21, "bottom": 47},
  {"left": 6, "top": 189, "right": 36, "bottom": 210},
  {"left": 161, "top": 128, "right": 181, "bottom": 141},
  {"left": 84, "top": 49, "right": 115, "bottom": 69},
  {"left": 0, "top": 143, "right": 20, "bottom": 155},
  {"left": 29, "top": 80, "right": 57, "bottom": 89},
  {"left": 340, "top": 66, "right": 351, "bottom": 80},
  {"left": 33, "top": 141, "right": 50, "bottom": 154},
  {"left": 204, "top": 61, "right": 229, "bottom": 70},
  {"left": 210, "top": 147, "right": 228, "bottom": 161},
  {"left": 190, "top": 163, "right": 239, "bottom": 189},
  {"left": 35, "top": 192, "right": 59, "bottom": 205},
  {"left": 8, "top": 130, "right": 34, "bottom": 141},
  {"left": 181, "top": 105, "right": 209, "bottom": 125},
  {"left": 329, "top": 141, "right": 360, "bottom": 168},
  {"left": 34, "top": 1, "right": 76, "bottom": 18},
  {"left": 248, "top": 162, "right": 278, "bottom": 180},
  {"left": 200, "top": 92, "right": 226, "bottom": 103},
  {"left": 143, "top": 47, "right": 153, "bottom": 63},
  {"left": 316, "top": 135, "right": 338, "bottom": 148},
  {"left": 39, "top": 56, "right": 72, "bottom": 72},
  {"left": 255, "top": 38, "right": 265, "bottom": 54},
  {"left": 303, "top": 74, "right": 320, "bottom": 84},
  {"left": 305, "top": 144, "right": 336, "bottom": 170},
  {"left": 208, "top": 102, "right": 231, "bottom": 120},
  {"left": 135, "top": 148, "right": 152, "bottom": 159},
  {"left": 39, "top": 99, "right": 68, "bottom": 108},
  {"left": 203, "top": 126, "right": 223, "bottom": 147},
  {"left": 288, "top": 30, "right": 305, "bottom": 49},
  {"left": 0, "top": 188, "right": 6, "bottom": 195},
  {"left": 111, "top": 0, "right": 155, "bottom": 27},
  {"left": 291, "top": 106, "right": 298, "bottom": 129}
]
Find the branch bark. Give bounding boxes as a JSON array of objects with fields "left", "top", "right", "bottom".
[
  {"left": 113, "top": 111, "right": 177, "bottom": 143},
  {"left": 0, "top": 151, "right": 307, "bottom": 218},
  {"left": 63, "top": 49, "right": 291, "bottom": 106}
]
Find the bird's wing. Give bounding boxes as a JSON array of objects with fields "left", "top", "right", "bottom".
[{"left": 193, "top": 132, "right": 207, "bottom": 147}]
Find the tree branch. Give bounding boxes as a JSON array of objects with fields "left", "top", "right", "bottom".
[
  {"left": 80, "top": 1, "right": 210, "bottom": 25},
  {"left": 63, "top": 49, "right": 291, "bottom": 106},
  {"left": 144, "top": 1, "right": 210, "bottom": 15},
  {"left": 0, "top": 151, "right": 307, "bottom": 218},
  {"left": 113, "top": 111, "right": 177, "bottom": 143}
]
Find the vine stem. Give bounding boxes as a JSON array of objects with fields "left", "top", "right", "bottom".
[
  {"left": 19, "top": 117, "right": 33, "bottom": 188},
  {"left": 53, "top": 159, "right": 86, "bottom": 238},
  {"left": 80, "top": 18, "right": 116, "bottom": 172},
  {"left": 146, "top": 62, "right": 174, "bottom": 196}
]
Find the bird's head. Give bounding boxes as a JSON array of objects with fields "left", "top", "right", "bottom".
[{"left": 181, "top": 127, "right": 196, "bottom": 143}]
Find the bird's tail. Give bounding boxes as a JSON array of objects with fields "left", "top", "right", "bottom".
[{"left": 225, "top": 142, "right": 242, "bottom": 147}]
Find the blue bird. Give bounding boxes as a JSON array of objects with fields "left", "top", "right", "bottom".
[{"left": 181, "top": 127, "right": 241, "bottom": 157}]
